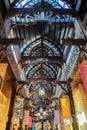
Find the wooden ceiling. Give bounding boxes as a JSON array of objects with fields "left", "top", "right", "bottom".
[{"left": 0, "top": 0, "right": 85, "bottom": 121}]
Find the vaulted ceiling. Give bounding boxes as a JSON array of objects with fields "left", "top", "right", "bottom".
[{"left": 0, "top": 0, "right": 84, "bottom": 121}]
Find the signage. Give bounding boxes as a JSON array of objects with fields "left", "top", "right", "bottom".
[{"left": 78, "top": 64, "right": 87, "bottom": 95}]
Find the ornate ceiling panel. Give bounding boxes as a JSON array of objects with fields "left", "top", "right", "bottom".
[
  {"left": 14, "top": 0, "right": 73, "bottom": 9},
  {"left": 4, "top": 0, "right": 83, "bottom": 121}
]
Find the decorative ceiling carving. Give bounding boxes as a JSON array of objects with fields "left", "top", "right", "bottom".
[{"left": 0, "top": 0, "right": 85, "bottom": 121}]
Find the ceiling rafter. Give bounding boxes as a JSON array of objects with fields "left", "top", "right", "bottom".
[
  {"left": 20, "top": 56, "right": 64, "bottom": 64},
  {"left": 11, "top": 18, "right": 74, "bottom": 26},
  {"left": 0, "top": 37, "right": 23, "bottom": 45},
  {"left": 62, "top": 38, "right": 87, "bottom": 45},
  {"left": 7, "top": 8, "right": 78, "bottom": 18},
  {"left": 17, "top": 79, "right": 71, "bottom": 85},
  {"left": 3, "top": 1, "right": 80, "bottom": 120}
]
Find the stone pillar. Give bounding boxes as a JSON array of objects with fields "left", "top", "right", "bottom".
[
  {"left": 67, "top": 84, "right": 79, "bottom": 130},
  {"left": 6, "top": 86, "right": 16, "bottom": 130}
]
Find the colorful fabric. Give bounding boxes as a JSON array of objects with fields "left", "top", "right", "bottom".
[{"left": 54, "top": 110, "right": 60, "bottom": 125}]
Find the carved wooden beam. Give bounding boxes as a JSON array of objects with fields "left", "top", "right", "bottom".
[
  {"left": 0, "top": 37, "right": 24, "bottom": 45},
  {"left": 62, "top": 38, "right": 87, "bottom": 53},
  {"left": 17, "top": 79, "right": 71, "bottom": 85},
  {"left": 29, "top": 90, "right": 53, "bottom": 95},
  {"left": 7, "top": 8, "right": 78, "bottom": 18},
  {"left": 20, "top": 56, "right": 64, "bottom": 64},
  {"left": 27, "top": 78, "right": 56, "bottom": 82},
  {"left": 17, "top": 79, "right": 53, "bottom": 85},
  {"left": 62, "top": 38, "right": 87, "bottom": 46},
  {"left": 31, "top": 97, "right": 58, "bottom": 103},
  {"left": 11, "top": 20, "right": 74, "bottom": 27}
]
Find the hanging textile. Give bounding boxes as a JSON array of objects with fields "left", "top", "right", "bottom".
[
  {"left": 54, "top": 110, "right": 60, "bottom": 125},
  {"left": 28, "top": 116, "right": 32, "bottom": 128},
  {"left": 78, "top": 64, "right": 87, "bottom": 95},
  {"left": 32, "top": 122, "right": 36, "bottom": 130},
  {"left": 24, "top": 110, "right": 29, "bottom": 125}
]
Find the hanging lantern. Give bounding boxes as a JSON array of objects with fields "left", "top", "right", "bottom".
[
  {"left": 39, "top": 88, "right": 45, "bottom": 97},
  {"left": 40, "top": 115, "right": 43, "bottom": 119},
  {"left": 39, "top": 107, "right": 43, "bottom": 114}
]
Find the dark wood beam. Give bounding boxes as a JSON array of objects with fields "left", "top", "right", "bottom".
[
  {"left": 62, "top": 38, "right": 87, "bottom": 46},
  {"left": 27, "top": 78, "right": 56, "bottom": 83},
  {"left": 53, "top": 25, "right": 56, "bottom": 41},
  {"left": 11, "top": 21, "right": 74, "bottom": 27},
  {"left": 6, "top": 86, "right": 16, "bottom": 130},
  {"left": 67, "top": 84, "right": 79, "bottom": 130},
  {"left": 20, "top": 56, "right": 64, "bottom": 64},
  {"left": 0, "top": 37, "right": 24, "bottom": 45},
  {"left": 7, "top": 8, "right": 78, "bottom": 18},
  {"left": 31, "top": 97, "right": 58, "bottom": 103},
  {"left": 41, "top": 0, "right": 44, "bottom": 6},
  {"left": 17, "top": 79, "right": 55, "bottom": 85},
  {"left": 17, "top": 79, "right": 70, "bottom": 85},
  {"left": 62, "top": 38, "right": 87, "bottom": 53},
  {"left": 31, "top": 99, "right": 52, "bottom": 103},
  {"left": 29, "top": 90, "right": 54, "bottom": 96}
]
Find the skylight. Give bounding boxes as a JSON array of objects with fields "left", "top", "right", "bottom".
[{"left": 15, "top": 0, "right": 71, "bottom": 9}]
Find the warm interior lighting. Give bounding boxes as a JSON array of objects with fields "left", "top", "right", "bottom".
[
  {"left": 13, "top": 124, "right": 17, "bottom": 128},
  {"left": 40, "top": 115, "right": 43, "bottom": 119},
  {"left": 39, "top": 107, "right": 43, "bottom": 114},
  {"left": 39, "top": 88, "right": 45, "bottom": 97}
]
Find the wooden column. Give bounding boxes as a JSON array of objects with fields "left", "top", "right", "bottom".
[
  {"left": 67, "top": 84, "right": 79, "bottom": 130},
  {"left": 18, "top": 119, "right": 23, "bottom": 130},
  {"left": 59, "top": 100, "right": 65, "bottom": 130},
  {"left": 25, "top": 125, "right": 28, "bottom": 130},
  {"left": 6, "top": 86, "right": 16, "bottom": 130},
  {"left": 42, "top": 121, "right": 43, "bottom": 130}
]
